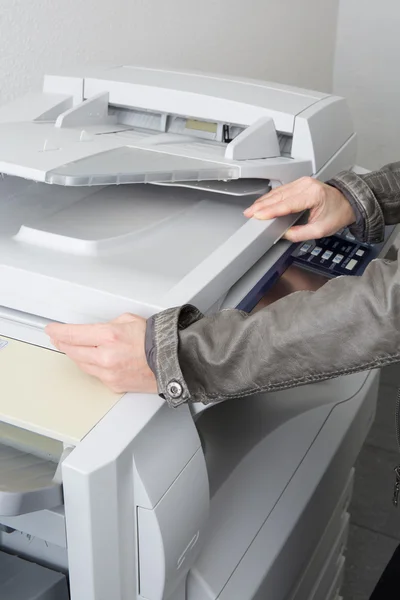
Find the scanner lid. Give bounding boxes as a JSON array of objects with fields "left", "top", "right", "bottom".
[{"left": 0, "top": 175, "right": 296, "bottom": 323}]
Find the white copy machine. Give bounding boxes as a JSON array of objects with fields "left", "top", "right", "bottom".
[{"left": 0, "top": 66, "right": 393, "bottom": 600}]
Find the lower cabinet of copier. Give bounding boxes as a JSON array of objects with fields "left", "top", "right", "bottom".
[{"left": 0, "top": 370, "right": 378, "bottom": 600}]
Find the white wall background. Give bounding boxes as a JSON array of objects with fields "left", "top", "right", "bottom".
[
  {"left": 0, "top": 0, "right": 340, "bottom": 106},
  {"left": 334, "top": 0, "right": 400, "bottom": 170}
]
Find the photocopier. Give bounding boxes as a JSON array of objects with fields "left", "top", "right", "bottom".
[{"left": 0, "top": 66, "right": 396, "bottom": 600}]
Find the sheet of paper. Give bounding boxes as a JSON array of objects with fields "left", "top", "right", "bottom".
[{"left": 0, "top": 336, "right": 122, "bottom": 445}]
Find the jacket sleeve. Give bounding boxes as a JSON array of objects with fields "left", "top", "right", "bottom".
[
  {"left": 146, "top": 252, "right": 400, "bottom": 407},
  {"left": 328, "top": 161, "right": 400, "bottom": 243},
  {"left": 145, "top": 162, "right": 400, "bottom": 407}
]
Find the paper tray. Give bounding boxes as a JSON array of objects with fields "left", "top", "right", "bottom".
[
  {"left": 0, "top": 336, "right": 122, "bottom": 445},
  {"left": 0, "top": 442, "right": 62, "bottom": 516}
]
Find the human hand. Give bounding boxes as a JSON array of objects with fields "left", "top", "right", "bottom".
[
  {"left": 243, "top": 177, "right": 356, "bottom": 242},
  {"left": 46, "top": 313, "right": 157, "bottom": 395}
]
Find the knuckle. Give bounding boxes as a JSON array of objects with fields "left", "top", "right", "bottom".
[
  {"left": 276, "top": 189, "right": 285, "bottom": 202},
  {"left": 121, "top": 312, "right": 133, "bottom": 320},
  {"left": 98, "top": 349, "right": 116, "bottom": 369},
  {"left": 65, "top": 328, "right": 74, "bottom": 346},
  {"left": 299, "top": 176, "right": 318, "bottom": 192},
  {"left": 298, "top": 176, "right": 312, "bottom": 186},
  {"left": 104, "top": 324, "right": 120, "bottom": 344},
  {"left": 308, "top": 178, "right": 320, "bottom": 190},
  {"left": 113, "top": 312, "right": 135, "bottom": 325}
]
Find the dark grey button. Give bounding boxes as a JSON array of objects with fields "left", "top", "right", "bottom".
[{"left": 167, "top": 381, "right": 183, "bottom": 399}]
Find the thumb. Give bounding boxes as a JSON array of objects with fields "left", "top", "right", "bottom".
[{"left": 284, "top": 223, "right": 324, "bottom": 243}]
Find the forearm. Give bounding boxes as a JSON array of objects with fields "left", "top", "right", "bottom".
[
  {"left": 146, "top": 254, "right": 400, "bottom": 407},
  {"left": 329, "top": 161, "right": 400, "bottom": 243}
]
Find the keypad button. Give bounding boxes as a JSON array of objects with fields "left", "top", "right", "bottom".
[
  {"left": 345, "top": 259, "right": 358, "bottom": 271},
  {"left": 311, "top": 246, "right": 322, "bottom": 256},
  {"left": 299, "top": 242, "right": 312, "bottom": 254},
  {"left": 356, "top": 249, "right": 365, "bottom": 257},
  {"left": 322, "top": 250, "right": 333, "bottom": 260},
  {"left": 333, "top": 254, "right": 344, "bottom": 264}
]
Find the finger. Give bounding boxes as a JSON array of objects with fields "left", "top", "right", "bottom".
[
  {"left": 284, "top": 222, "right": 325, "bottom": 243},
  {"left": 56, "top": 342, "right": 100, "bottom": 365},
  {"left": 245, "top": 177, "right": 320, "bottom": 218},
  {"left": 252, "top": 198, "right": 304, "bottom": 221},
  {"left": 243, "top": 189, "right": 283, "bottom": 216},
  {"left": 244, "top": 179, "right": 305, "bottom": 216},
  {"left": 46, "top": 322, "right": 111, "bottom": 347},
  {"left": 247, "top": 192, "right": 274, "bottom": 208}
]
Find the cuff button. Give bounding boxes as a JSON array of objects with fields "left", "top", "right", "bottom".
[{"left": 167, "top": 381, "right": 183, "bottom": 399}]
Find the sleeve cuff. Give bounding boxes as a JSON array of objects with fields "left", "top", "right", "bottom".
[
  {"left": 145, "top": 305, "right": 203, "bottom": 407},
  {"left": 328, "top": 170, "right": 385, "bottom": 244}
]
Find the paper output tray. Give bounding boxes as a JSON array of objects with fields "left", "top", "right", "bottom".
[{"left": 0, "top": 442, "right": 62, "bottom": 516}]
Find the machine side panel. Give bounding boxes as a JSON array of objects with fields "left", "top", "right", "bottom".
[
  {"left": 138, "top": 449, "right": 209, "bottom": 600},
  {"left": 217, "top": 371, "right": 378, "bottom": 600},
  {"left": 63, "top": 394, "right": 207, "bottom": 600}
]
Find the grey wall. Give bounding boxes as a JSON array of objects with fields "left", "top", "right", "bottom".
[
  {"left": 334, "top": 0, "right": 400, "bottom": 169},
  {"left": 0, "top": 0, "right": 340, "bottom": 105}
]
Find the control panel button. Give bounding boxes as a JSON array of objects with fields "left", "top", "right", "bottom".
[
  {"left": 322, "top": 250, "right": 333, "bottom": 260},
  {"left": 346, "top": 233, "right": 356, "bottom": 241},
  {"left": 356, "top": 249, "right": 365, "bottom": 257},
  {"left": 311, "top": 246, "right": 322, "bottom": 256},
  {"left": 299, "top": 243, "right": 312, "bottom": 254},
  {"left": 333, "top": 254, "right": 344, "bottom": 264},
  {"left": 345, "top": 259, "right": 358, "bottom": 271}
]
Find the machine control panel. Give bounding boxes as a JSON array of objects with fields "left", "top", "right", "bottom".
[
  {"left": 292, "top": 225, "right": 396, "bottom": 277},
  {"left": 237, "top": 225, "right": 397, "bottom": 313}
]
